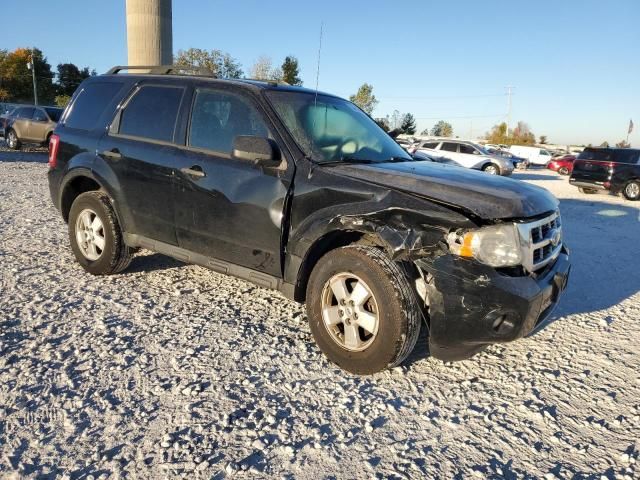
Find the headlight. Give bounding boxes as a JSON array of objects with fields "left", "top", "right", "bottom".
[{"left": 447, "top": 224, "right": 522, "bottom": 267}]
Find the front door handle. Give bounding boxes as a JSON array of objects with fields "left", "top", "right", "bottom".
[
  {"left": 180, "top": 165, "right": 206, "bottom": 178},
  {"left": 102, "top": 149, "right": 122, "bottom": 160}
]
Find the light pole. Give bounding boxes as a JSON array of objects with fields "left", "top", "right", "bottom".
[{"left": 27, "top": 48, "right": 38, "bottom": 105}]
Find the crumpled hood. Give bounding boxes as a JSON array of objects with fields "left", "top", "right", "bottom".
[{"left": 330, "top": 161, "right": 558, "bottom": 219}]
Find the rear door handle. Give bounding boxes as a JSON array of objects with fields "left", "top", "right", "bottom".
[
  {"left": 180, "top": 165, "right": 206, "bottom": 178},
  {"left": 102, "top": 149, "right": 122, "bottom": 160}
]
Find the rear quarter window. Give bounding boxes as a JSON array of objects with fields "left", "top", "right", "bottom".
[{"left": 64, "top": 82, "right": 123, "bottom": 131}]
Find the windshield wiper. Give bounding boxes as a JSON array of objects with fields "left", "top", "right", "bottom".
[
  {"left": 317, "top": 157, "right": 375, "bottom": 166},
  {"left": 384, "top": 156, "right": 414, "bottom": 163}
]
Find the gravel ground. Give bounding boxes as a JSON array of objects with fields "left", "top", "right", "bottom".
[{"left": 1, "top": 146, "right": 639, "bottom": 479}]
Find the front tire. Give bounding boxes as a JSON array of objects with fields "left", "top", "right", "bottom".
[
  {"left": 6, "top": 129, "right": 20, "bottom": 150},
  {"left": 482, "top": 163, "right": 500, "bottom": 175},
  {"left": 306, "top": 245, "right": 421, "bottom": 375},
  {"left": 558, "top": 167, "right": 569, "bottom": 175},
  {"left": 68, "top": 191, "right": 134, "bottom": 275},
  {"left": 623, "top": 180, "right": 640, "bottom": 201}
]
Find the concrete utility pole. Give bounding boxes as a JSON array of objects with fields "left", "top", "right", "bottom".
[
  {"left": 126, "top": 0, "right": 173, "bottom": 66},
  {"left": 506, "top": 85, "right": 513, "bottom": 135}
]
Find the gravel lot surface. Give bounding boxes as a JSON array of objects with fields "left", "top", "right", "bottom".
[{"left": 1, "top": 146, "right": 639, "bottom": 479}]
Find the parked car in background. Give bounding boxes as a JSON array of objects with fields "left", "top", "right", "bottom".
[
  {"left": 4, "top": 106, "right": 63, "bottom": 149},
  {"left": 485, "top": 147, "right": 529, "bottom": 169},
  {"left": 547, "top": 155, "right": 576, "bottom": 175},
  {"left": 569, "top": 147, "right": 640, "bottom": 200},
  {"left": 414, "top": 139, "right": 514, "bottom": 175},
  {"left": 509, "top": 145, "right": 553, "bottom": 166},
  {"left": 0, "top": 107, "right": 17, "bottom": 137}
]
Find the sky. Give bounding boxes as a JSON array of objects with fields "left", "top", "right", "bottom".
[{"left": 3, "top": 0, "right": 639, "bottom": 146}]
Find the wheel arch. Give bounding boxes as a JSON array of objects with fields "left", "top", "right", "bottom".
[{"left": 292, "top": 229, "right": 366, "bottom": 302}]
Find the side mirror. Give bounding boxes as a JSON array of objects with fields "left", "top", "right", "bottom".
[{"left": 232, "top": 135, "right": 280, "bottom": 167}]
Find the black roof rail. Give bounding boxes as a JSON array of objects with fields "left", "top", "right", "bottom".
[
  {"left": 105, "top": 65, "right": 216, "bottom": 77},
  {"left": 242, "top": 78, "right": 291, "bottom": 87}
]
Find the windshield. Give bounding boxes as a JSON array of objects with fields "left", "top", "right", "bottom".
[{"left": 266, "top": 91, "right": 411, "bottom": 163}]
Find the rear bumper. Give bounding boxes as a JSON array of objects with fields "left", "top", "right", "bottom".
[
  {"left": 569, "top": 179, "right": 609, "bottom": 191},
  {"left": 416, "top": 248, "right": 570, "bottom": 362}
]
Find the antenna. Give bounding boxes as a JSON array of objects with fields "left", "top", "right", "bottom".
[{"left": 314, "top": 22, "right": 323, "bottom": 107}]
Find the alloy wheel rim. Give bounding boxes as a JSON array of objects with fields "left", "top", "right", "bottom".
[
  {"left": 320, "top": 272, "right": 379, "bottom": 352},
  {"left": 486, "top": 165, "right": 498, "bottom": 175},
  {"left": 75, "top": 208, "right": 106, "bottom": 260},
  {"left": 626, "top": 182, "right": 640, "bottom": 198}
]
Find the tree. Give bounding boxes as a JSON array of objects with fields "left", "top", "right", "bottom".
[
  {"left": 280, "top": 56, "right": 302, "bottom": 86},
  {"left": 0, "top": 47, "right": 56, "bottom": 103},
  {"left": 485, "top": 122, "right": 508, "bottom": 144},
  {"left": 420, "top": 128, "right": 430, "bottom": 136},
  {"left": 0, "top": 88, "right": 9, "bottom": 101},
  {"left": 539, "top": 135, "right": 548, "bottom": 144},
  {"left": 349, "top": 83, "right": 378, "bottom": 115},
  {"left": 615, "top": 139, "right": 630, "bottom": 148},
  {"left": 375, "top": 117, "right": 390, "bottom": 132},
  {"left": 54, "top": 94, "right": 71, "bottom": 107},
  {"left": 431, "top": 120, "right": 453, "bottom": 137},
  {"left": 250, "top": 55, "right": 281, "bottom": 81},
  {"left": 600, "top": 141, "right": 610, "bottom": 147},
  {"left": 56, "top": 63, "right": 93, "bottom": 96},
  {"left": 400, "top": 113, "right": 417, "bottom": 135},
  {"left": 175, "top": 48, "right": 243, "bottom": 78}
]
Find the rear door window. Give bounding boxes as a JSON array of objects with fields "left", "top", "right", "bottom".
[
  {"left": 188, "top": 89, "right": 269, "bottom": 155},
  {"left": 119, "top": 85, "right": 184, "bottom": 143},
  {"left": 441, "top": 142, "right": 458, "bottom": 152},
  {"left": 32, "top": 108, "right": 48, "bottom": 122},
  {"left": 65, "top": 82, "right": 123, "bottom": 130},
  {"left": 422, "top": 141, "right": 439, "bottom": 149}
]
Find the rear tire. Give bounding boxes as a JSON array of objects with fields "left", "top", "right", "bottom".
[
  {"left": 578, "top": 187, "right": 598, "bottom": 195},
  {"left": 558, "top": 167, "right": 569, "bottom": 175},
  {"left": 622, "top": 180, "right": 640, "bottom": 201},
  {"left": 68, "top": 191, "right": 134, "bottom": 275},
  {"left": 6, "top": 129, "right": 20, "bottom": 150},
  {"left": 306, "top": 245, "right": 421, "bottom": 375}
]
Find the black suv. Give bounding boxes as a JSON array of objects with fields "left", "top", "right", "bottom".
[
  {"left": 48, "top": 66, "right": 570, "bottom": 374},
  {"left": 570, "top": 147, "right": 640, "bottom": 201}
]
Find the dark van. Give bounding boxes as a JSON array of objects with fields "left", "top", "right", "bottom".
[{"left": 569, "top": 147, "right": 640, "bottom": 200}]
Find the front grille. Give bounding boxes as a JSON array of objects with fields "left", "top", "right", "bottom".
[{"left": 516, "top": 211, "right": 563, "bottom": 273}]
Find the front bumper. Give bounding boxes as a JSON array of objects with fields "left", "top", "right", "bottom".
[{"left": 415, "top": 247, "right": 570, "bottom": 362}]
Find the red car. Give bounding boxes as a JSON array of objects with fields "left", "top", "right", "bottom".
[{"left": 547, "top": 155, "right": 576, "bottom": 175}]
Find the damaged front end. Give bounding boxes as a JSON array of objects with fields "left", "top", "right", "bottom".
[
  {"left": 413, "top": 211, "right": 570, "bottom": 362},
  {"left": 332, "top": 206, "right": 570, "bottom": 362}
]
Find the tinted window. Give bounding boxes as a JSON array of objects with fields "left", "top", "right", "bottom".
[
  {"left": 459, "top": 144, "right": 476, "bottom": 155},
  {"left": 33, "top": 109, "right": 48, "bottom": 122},
  {"left": 613, "top": 150, "right": 640, "bottom": 164},
  {"left": 44, "top": 107, "right": 62, "bottom": 122},
  {"left": 188, "top": 89, "right": 268, "bottom": 154},
  {"left": 119, "top": 85, "right": 183, "bottom": 142},
  {"left": 441, "top": 142, "right": 458, "bottom": 152},
  {"left": 65, "top": 82, "right": 123, "bottom": 130},
  {"left": 17, "top": 107, "right": 35, "bottom": 119},
  {"left": 422, "top": 142, "right": 439, "bottom": 149}
]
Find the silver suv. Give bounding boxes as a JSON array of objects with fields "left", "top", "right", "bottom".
[{"left": 413, "top": 139, "right": 514, "bottom": 176}]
